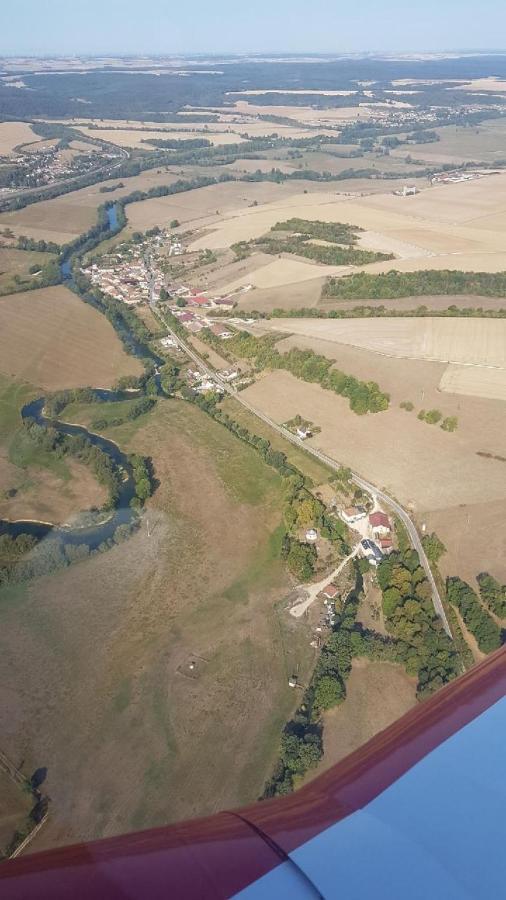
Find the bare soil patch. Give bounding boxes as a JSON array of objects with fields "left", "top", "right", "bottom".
[
  {"left": 0, "top": 285, "right": 141, "bottom": 389},
  {"left": 422, "top": 499, "right": 506, "bottom": 587},
  {"left": 241, "top": 368, "right": 506, "bottom": 511}
]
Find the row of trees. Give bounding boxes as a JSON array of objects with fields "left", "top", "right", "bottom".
[
  {"left": 91, "top": 396, "right": 156, "bottom": 431},
  {"left": 0, "top": 520, "right": 141, "bottom": 588},
  {"left": 446, "top": 576, "right": 502, "bottom": 653},
  {"left": 253, "top": 234, "right": 393, "bottom": 267},
  {"left": 226, "top": 332, "right": 390, "bottom": 415},
  {"left": 264, "top": 579, "right": 362, "bottom": 796},
  {"left": 322, "top": 269, "right": 506, "bottom": 300},
  {"left": 16, "top": 235, "right": 60, "bottom": 254},
  {"left": 44, "top": 387, "right": 103, "bottom": 418}
]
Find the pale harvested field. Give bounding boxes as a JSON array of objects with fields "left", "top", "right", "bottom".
[
  {"left": 126, "top": 180, "right": 331, "bottom": 232},
  {"left": 203, "top": 251, "right": 274, "bottom": 293},
  {"left": 227, "top": 100, "right": 379, "bottom": 124},
  {"left": 236, "top": 284, "right": 506, "bottom": 316},
  {"left": 253, "top": 316, "right": 506, "bottom": 368},
  {"left": 308, "top": 659, "right": 416, "bottom": 780},
  {"left": 455, "top": 77, "right": 506, "bottom": 92},
  {"left": 0, "top": 121, "right": 39, "bottom": 155},
  {"left": 440, "top": 364, "right": 506, "bottom": 401},
  {"left": 223, "top": 257, "right": 350, "bottom": 292},
  {"left": 241, "top": 368, "right": 506, "bottom": 510},
  {"left": 0, "top": 285, "right": 141, "bottom": 389},
  {"left": 60, "top": 117, "right": 323, "bottom": 139},
  {"left": 188, "top": 173, "right": 506, "bottom": 274},
  {"left": 225, "top": 158, "right": 294, "bottom": 175},
  {"left": 236, "top": 276, "right": 327, "bottom": 311},
  {"left": 0, "top": 459, "right": 107, "bottom": 526},
  {"left": 74, "top": 126, "right": 247, "bottom": 148}
]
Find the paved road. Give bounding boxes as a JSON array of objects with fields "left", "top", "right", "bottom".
[{"left": 155, "top": 310, "right": 453, "bottom": 639}]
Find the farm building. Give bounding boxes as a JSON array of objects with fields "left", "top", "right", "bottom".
[
  {"left": 188, "top": 295, "right": 212, "bottom": 308},
  {"left": 341, "top": 506, "right": 367, "bottom": 524},
  {"left": 360, "top": 539, "right": 384, "bottom": 567},
  {"left": 305, "top": 529, "right": 318, "bottom": 542},
  {"left": 221, "top": 369, "right": 240, "bottom": 381},
  {"left": 369, "top": 511, "right": 391, "bottom": 536},
  {"left": 210, "top": 323, "right": 233, "bottom": 339},
  {"left": 379, "top": 537, "right": 394, "bottom": 554}
]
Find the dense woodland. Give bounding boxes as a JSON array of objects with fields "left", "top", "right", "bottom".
[
  {"left": 2, "top": 56, "right": 506, "bottom": 120},
  {"left": 233, "top": 217, "right": 394, "bottom": 267},
  {"left": 322, "top": 269, "right": 506, "bottom": 300},
  {"left": 446, "top": 576, "right": 502, "bottom": 652}
]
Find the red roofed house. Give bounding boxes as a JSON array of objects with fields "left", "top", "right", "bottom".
[
  {"left": 214, "top": 297, "right": 235, "bottom": 308},
  {"left": 379, "top": 537, "right": 394, "bottom": 554},
  {"left": 211, "top": 323, "right": 232, "bottom": 339},
  {"left": 188, "top": 295, "right": 211, "bottom": 307},
  {"left": 369, "top": 511, "right": 391, "bottom": 537},
  {"left": 322, "top": 583, "right": 339, "bottom": 600},
  {"left": 178, "top": 312, "right": 195, "bottom": 323}
]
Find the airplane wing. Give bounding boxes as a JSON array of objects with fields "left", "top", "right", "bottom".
[{"left": 2, "top": 647, "right": 505, "bottom": 899}]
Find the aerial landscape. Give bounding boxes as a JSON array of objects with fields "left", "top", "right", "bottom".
[{"left": 0, "top": 2, "right": 505, "bottom": 891}]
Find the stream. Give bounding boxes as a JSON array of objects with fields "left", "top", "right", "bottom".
[
  {"left": 1, "top": 391, "right": 140, "bottom": 551},
  {"left": 1, "top": 202, "right": 163, "bottom": 553}
]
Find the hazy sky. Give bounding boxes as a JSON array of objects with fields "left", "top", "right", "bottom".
[{"left": 1, "top": 0, "right": 505, "bottom": 56}]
